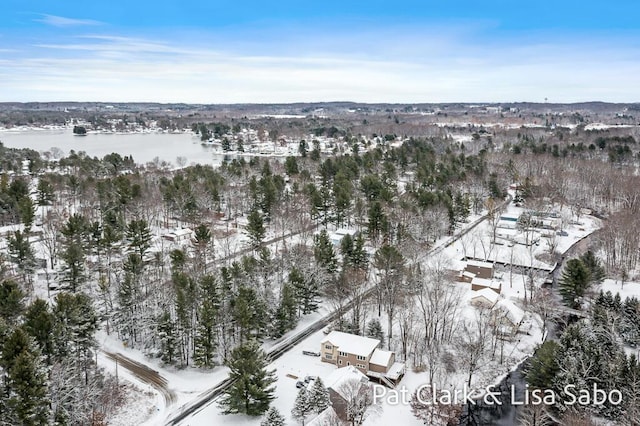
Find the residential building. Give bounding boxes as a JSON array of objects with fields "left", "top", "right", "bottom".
[{"left": 320, "top": 331, "right": 404, "bottom": 387}]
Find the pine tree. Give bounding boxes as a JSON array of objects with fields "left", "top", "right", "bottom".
[
  {"left": 367, "top": 201, "right": 388, "bottom": 241},
  {"left": 1, "top": 328, "right": 32, "bottom": 373},
  {"left": 260, "top": 406, "right": 285, "bottom": 426},
  {"left": 291, "top": 387, "right": 313, "bottom": 425},
  {"left": 59, "top": 214, "right": 90, "bottom": 293},
  {"left": 23, "top": 299, "right": 55, "bottom": 363},
  {"left": 7, "top": 230, "right": 36, "bottom": 284},
  {"left": 289, "top": 267, "right": 319, "bottom": 315},
  {"left": 6, "top": 348, "right": 50, "bottom": 425},
  {"left": 126, "top": 219, "right": 152, "bottom": 259},
  {"left": 193, "top": 275, "right": 219, "bottom": 368},
  {"left": 579, "top": 250, "right": 605, "bottom": 284},
  {"left": 273, "top": 283, "right": 298, "bottom": 337},
  {"left": 313, "top": 230, "right": 337, "bottom": 274},
  {"left": 525, "top": 341, "right": 559, "bottom": 389},
  {"left": 219, "top": 340, "right": 276, "bottom": 416},
  {"left": 340, "top": 233, "right": 354, "bottom": 266},
  {"left": 0, "top": 279, "right": 25, "bottom": 322},
  {"left": 559, "top": 258, "right": 591, "bottom": 309},
  {"left": 366, "top": 319, "right": 384, "bottom": 343},
  {"left": 233, "top": 286, "right": 268, "bottom": 342},
  {"left": 350, "top": 233, "right": 368, "bottom": 269},
  {"left": 157, "top": 310, "right": 177, "bottom": 365},
  {"left": 308, "top": 377, "right": 330, "bottom": 413},
  {"left": 246, "top": 209, "right": 266, "bottom": 250}
]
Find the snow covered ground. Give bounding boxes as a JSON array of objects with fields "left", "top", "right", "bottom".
[{"left": 599, "top": 278, "right": 640, "bottom": 301}]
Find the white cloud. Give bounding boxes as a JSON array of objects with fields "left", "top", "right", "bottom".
[
  {"left": 35, "top": 14, "right": 102, "bottom": 27},
  {"left": 4, "top": 30, "right": 640, "bottom": 103}
]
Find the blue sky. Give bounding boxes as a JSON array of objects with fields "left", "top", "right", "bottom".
[{"left": 2, "top": 1, "right": 639, "bottom": 103}]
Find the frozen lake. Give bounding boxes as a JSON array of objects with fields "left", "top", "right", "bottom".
[{"left": 0, "top": 128, "right": 229, "bottom": 166}]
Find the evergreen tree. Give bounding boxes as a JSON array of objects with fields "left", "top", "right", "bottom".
[
  {"left": 6, "top": 348, "right": 50, "bottom": 425},
  {"left": 367, "top": 201, "right": 388, "bottom": 241},
  {"left": 366, "top": 319, "right": 384, "bottom": 343},
  {"left": 350, "top": 233, "right": 368, "bottom": 269},
  {"left": 36, "top": 178, "right": 54, "bottom": 206},
  {"left": 193, "top": 275, "right": 219, "bottom": 368},
  {"left": 1, "top": 328, "right": 32, "bottom": 373},
  {"left": 7, "top": 230, "right": 36, "bottom": 283},
  {"left": 17, "top": 197, "right": 35, "bottom": 232},
  {"left": 232, "top": 286, "right": 267, "bottom": 342},
  {"left": 157, "top": 310, "right": 177, "bottom": 365},
  {"left": 291, "top": 387, "right": 313, "bottom": 425},
  {"left": 525, "top": 341, "right": 559, "bottom": 389},
  {"left": 126, "top": 219, "right": 152, "bottom": 259},
  {"left": 0, "top": 280, "right": 25, "bottom": 322},
  {"left": 52, "top": 292, "right": 98, "bottom": 365},
  {"left": 260, "top": 406, "right": 285, "bottom": 426},
  {"left": 340, "top": 233, "right": 354, "bottom": 266},
  {"left": 246, "top": 209, "right": 266, "bottom": 250},
  {"left": 558, "top": 258, "right": 591, "bottom": 309},
  {"left": 60, "top": 242, "right": 85, "bottom": 293},
  {"left": 284, "top": 156, "right": 299, "bottom": 175},
  {"left": 219, "top": 340, "right": 276, "bottom": 416},
  {"left": 579, "top": 250, "right": 605, "bottom": 284},
  {"left": 23, "top": 299, "right": 55, "bottom": 363},
  {"left": 308, "top": 377, "right": 330, "bottom": 413},
  {"left": 313, "top": 230, "right": 337, "bottom": 274},
  {"left": 193, "top": 224, "right": 213, "bottom": 273},
  {"left": 273, "top": 283, "right": 298, "bottom": 337},
  {"left": 289, "top": 267, "right": 319, "bottom": 315}
]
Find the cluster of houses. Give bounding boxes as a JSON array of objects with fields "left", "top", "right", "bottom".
[
  {"left": 494, "top": 209, "right": 563, "bottom": 247},
  {"left": 459, "top": 260, "right": 526, "bottom": 339}
]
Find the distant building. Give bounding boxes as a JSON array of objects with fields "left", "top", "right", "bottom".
[
  {"left": 328, "top": 228, "right": 357, "bottom": 246},
  {"left": 162, "top": 228, "right": 193, "bottom": 243},
  {"left": 494, "top": 299, "right": 525, "bottom": 338},
  {"left": 470, "top": 288, "right": 500, "bottom": 308},
  {"left": 464, "top": 260, "right": 494, "bottom": 279}
]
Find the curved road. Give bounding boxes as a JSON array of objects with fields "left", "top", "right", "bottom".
[{"left": 104, "top": 351, "right": 177, "bottom": 405}]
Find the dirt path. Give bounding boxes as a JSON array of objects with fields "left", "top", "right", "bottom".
[{"left": 104, "top": 351, "right": 177, "bottom": 405}]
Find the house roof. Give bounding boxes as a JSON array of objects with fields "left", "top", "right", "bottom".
[
  {"left": 173, "top": 228, "right": 193, "bottom": 237},
  {"left": 470, "top": 288, "right": 500, "bottom": 305},
  {"left": 325, "top": 366, "right": 369, "bottom": 400},
  {"left": 466, "top": 260, "right": 494, "bottom": 269},
  {"left": 369, "top": 349, "right": 393, "bottom": 367},
  {"left": 471, "top": 277, "right": 501, "bottom": 290},
  {"left": 321, "top": 331, "right": 380, "bottom": 358},
  {"left": 496, "top": 299, "right": 525, "bottom": 325}
]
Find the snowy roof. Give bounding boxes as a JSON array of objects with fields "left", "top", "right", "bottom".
[
  {"left": 386, "top": 362, "right": 406, "bottom": 380},
  {"left": 173, "top": 228, "right": 193, "bottom": 236},
  {"left": 471, "top": 277, "right": 501, "bottom": 290},
  {"left": 496, "top": 299, "right": 525, "bottom": 325},
  {"left": 369, "top": 349, "right": 393, "bottom": 367},
  {"left": 325, "top": 366, "right": 369, "bottom": 400},
  {"left": 462, "top": 271, "right": 476, "bottom": 278},
  {"left": 466, "top": 260, "right": 494, "bottom": 269},
  {"left": 470, "top": 288, "right": 500, "bottom": 305},
  {"left": 321, "top": 331, "right": 380, "bottom": 358}
]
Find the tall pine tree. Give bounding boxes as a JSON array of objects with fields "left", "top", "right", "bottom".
[
  {"left": 559, "top": 258, "right": 591, "bottom": 309},
  {"left": 219, "top": 340, "right": 276, "bottom": 416}
]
